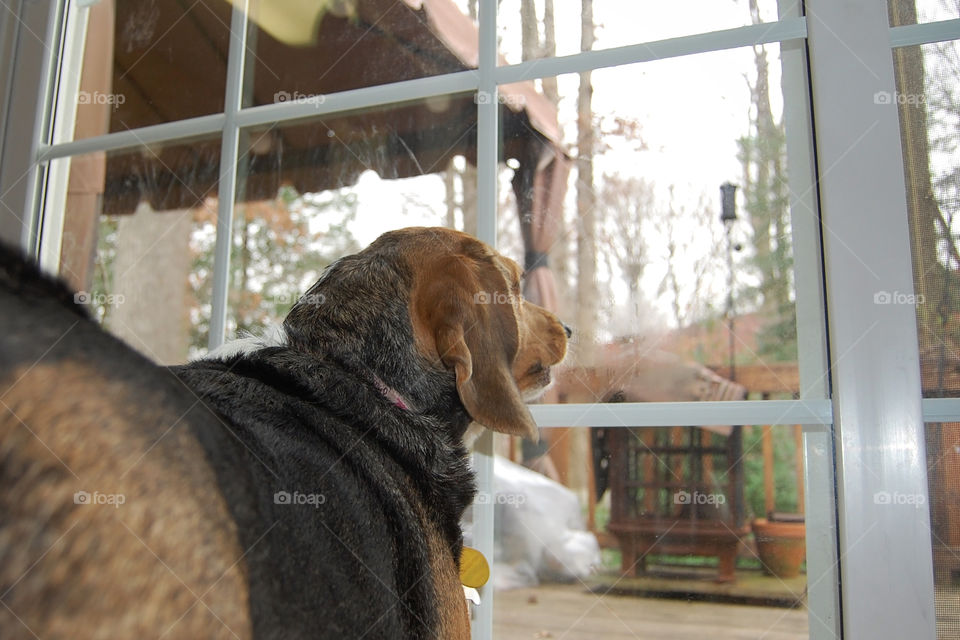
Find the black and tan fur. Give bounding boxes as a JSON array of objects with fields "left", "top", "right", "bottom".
[{"left": 0, "top": 227, "right": 568, "bottom": 639}]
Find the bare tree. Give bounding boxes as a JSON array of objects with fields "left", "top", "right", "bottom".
[
  {"left": 652, "top": 190, "right": 725, "bottom": 328},
  {"left": 890, "top": 0, "right": 954, "bottom": 359},
  {"left": 598, "top": 173, "right": 653, "bottom": 306}
]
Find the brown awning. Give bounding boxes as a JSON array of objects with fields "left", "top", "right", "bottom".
[
  {"left": 90, "top": 0, "right": 563, "bottom": 215},
  {"left": 64, "top": 0, "right": 571, "bottom": 307}
]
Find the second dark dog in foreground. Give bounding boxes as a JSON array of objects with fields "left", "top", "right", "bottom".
[{"left": 0, "top": 227, "right": 568, "bottom": 639}]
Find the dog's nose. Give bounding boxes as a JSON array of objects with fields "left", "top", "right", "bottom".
[{"left": 562, "top": 323, "right": 573, "bottom": 339}]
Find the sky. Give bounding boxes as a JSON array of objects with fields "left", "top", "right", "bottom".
[
  {"left": 351, "top": 0, "right": 782, "bottom": 241},
  {"left": 314, "top": 0, "right": 956, "bottom": 331},
  {"left": 335, "top": 1, "right": 782, "bottom": 329}
]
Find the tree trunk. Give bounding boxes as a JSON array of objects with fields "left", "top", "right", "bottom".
[
  {"left": 520, "top": 0, "right": 538, "bottom": 61},
  {"left": 542, "top": 0, "right": 558, "bottom": 103},
  {"left": 443, "top": 159, "right": 456, "bottom": 229},
  {"left": 461, "top": 163, "right": 478, "bottom": 237},
  {"left": 889, "top": 0, "right": 945, "bottom": 348},
  {"left": 540, "top": 0, "right": 567, "bottom": 316},
  {"left": 576, "top": 0, "right": 596, "bottom": 352}
]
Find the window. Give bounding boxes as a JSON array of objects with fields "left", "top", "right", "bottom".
[
  {"left": 889, "top": 2, "right": 960, "bottom": 637},
  {"left": 2, "top": 0, "right": 957, "bottom": 637}
]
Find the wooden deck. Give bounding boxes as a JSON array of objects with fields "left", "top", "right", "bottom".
[{"left": 493, "top": 584, "right": 809, "bottom": 639}]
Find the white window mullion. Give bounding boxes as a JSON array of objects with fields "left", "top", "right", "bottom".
[
  {"left": 529, "top": 400, "right": 832, "bottom": 428},
  {"left": 778, "top": 0, "right": 842, "bottom": 636},
  {"left": 38, "top": 71, "right": 481, "bottom": 162},
  {"left": 471, "top": 0, "right": 498, "bottom": 638},
  {"left": 890, "top": 17, "right": 960, "bottom": 48},
  {"left": 807, "top": 0, "right": 936, "bottom": 637},
  {"left": 922, "top": 398, "right": 960, "bottom": 423},
  {"left": 207, "top": 0, "right": 249, "bottom": 350},
  {"left": 494, "top": 17, "right": 807, "bottom": 85},
  {"left": 37, "top": 0, "right": 89, "bottom": 274},
  {"left": 39, "top": 113, "right": 227, "bottom": 162},
  {"left": 8, "top": 0, "right": 67, "bottom": 260}
]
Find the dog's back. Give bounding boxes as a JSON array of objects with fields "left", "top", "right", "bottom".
[
  {"left": 0, "top": 244, "right": 251, "bottom": 639},
  {"left": 0, "top": 227, "right": 570, "bottom": 639},
  {"left": 0, "top": 245, "right": 473, "bottom": 640}
]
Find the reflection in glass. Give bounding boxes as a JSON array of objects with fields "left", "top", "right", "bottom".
[
  {"left": 227, "top": 75, "right": 558, "bottom": 334},
  {"left": 69, "top": 0, "right": 229, "bottom": 140},
  {"left": 56, "top": 140, "right": 221, "bottom": 363},
  {"left": 498, "top": 45, "right": 800, "bottom": 408},
  {"left": 244, "top": 0, "right": 479, "bottom": 109}
]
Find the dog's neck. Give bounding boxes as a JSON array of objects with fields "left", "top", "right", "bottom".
[
  {"left": 371, "top": 364, "right": 473, "bottom": 440},
  {"left": 208, "top": 326, "right": 472, "bottom": 440},
  {"left": 372, "top": 374, "right": 412, "bottom": 412}
]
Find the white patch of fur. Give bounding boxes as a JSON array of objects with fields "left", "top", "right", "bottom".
[
  {"left": 462, "top": 423, "right": 486, "bottom": 450},
  {"left": 203, "top": 324, "right": 288, "bottom": 360}
]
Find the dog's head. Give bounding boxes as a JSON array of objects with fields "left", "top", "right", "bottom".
[
  {"left": 283, "top": 227, "right": 567, "bottom": 442},
  {"left": 404, "top": 228, "right": 568, "bottom": 442}
]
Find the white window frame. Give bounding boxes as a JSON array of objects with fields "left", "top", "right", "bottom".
[{"left": 2, "top": 0, "right": 959, "bottom": 638}]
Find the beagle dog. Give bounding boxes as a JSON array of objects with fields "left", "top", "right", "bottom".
[{"left": 0, "top": 227, "right": 568, "bottom": 639}]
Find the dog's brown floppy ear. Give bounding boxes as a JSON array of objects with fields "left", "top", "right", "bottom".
[{"left": 412, "top": 257, "right": 540, "bottom": 442}]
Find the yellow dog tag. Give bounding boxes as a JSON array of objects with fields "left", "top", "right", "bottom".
[{"left": 459, "top": 547, "right": 490, "bottom": 589}]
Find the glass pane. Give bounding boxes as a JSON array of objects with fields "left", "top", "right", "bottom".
[
  {"left": 894, "top": 39, "right": 960, "bottom": 638},
  {"left": 498, "top": 0, "right": 784, "bottom": 65},
  {"left": 227, "top": 97, "right": 479, "bottom": 337},
  {"left": 893, "top": 40, "right": 959, "bottom": 400},
  {"left": 52, "top": 138, "right": 221, "bottom": 363},
  {"left": 67, "top": 0, "right": 229, "bottom": 140},
  {"left": 890, "top": 0, "right": 959, "bottom": 25},
  {"left": 490, "top": 40, "right": 810, "bottom": 635},
  {"left": 481, "top": 424, "right": 808, "bottom": 638},
  {"left": 498, "top": 45, "right": 803, "bottom": 409},
  {"left": 243, "top": 0, "right": 478, "bottom": 109}
]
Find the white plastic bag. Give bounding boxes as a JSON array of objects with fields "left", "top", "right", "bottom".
[{"left": 463, "top": 456, "right": 601, "bottom": 590}]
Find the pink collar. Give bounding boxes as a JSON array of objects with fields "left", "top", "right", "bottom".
[{"left": 373, "top": 375, "right": 411, "bottom": 411}]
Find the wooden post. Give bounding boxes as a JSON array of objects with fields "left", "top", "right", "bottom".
[
  {"left": 546, "top": 427, "right": 571, "bottom": 484},
  {"left": 643, "top": 429, "right": 656, "bottom": 513},
  {"left": 794, "top": 424, "right": 805, "bottom": 514},
  {"left": 762, "top": 424, "right": 775, "bottom": 517},
  {"left": 586, "top": 433, "right": 597, "bottom": 531},
  {"left": 703, "top": 430, "right": 713, "bottom": 483}
]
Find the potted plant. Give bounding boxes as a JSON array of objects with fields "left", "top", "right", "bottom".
[{"left": 752, "top": 514, "right": 805, "bottom": 578}]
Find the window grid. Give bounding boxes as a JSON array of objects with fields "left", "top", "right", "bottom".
[{"left": 22, "top": 1, "right": 960, "bottom": 638}]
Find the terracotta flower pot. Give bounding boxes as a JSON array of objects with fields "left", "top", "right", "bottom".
[{"left": 752, "top": 518, "right": 806, "bottom": 579}]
